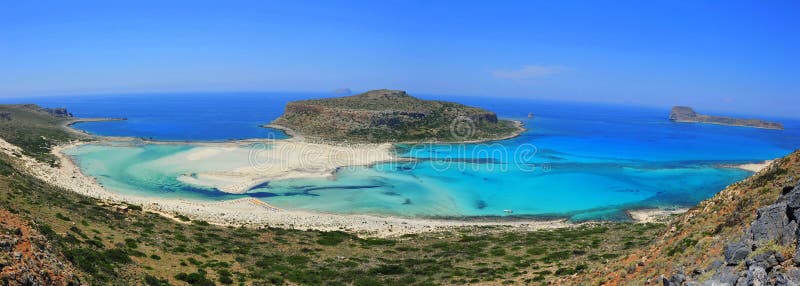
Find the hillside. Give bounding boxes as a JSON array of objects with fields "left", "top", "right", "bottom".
[
  {"left": 669, "top": 106, "right": 784, "bottom": 130},
  {"left": 575, "top": 149, "right": 800, "bottom": 284},
  {"left": 0, "top": 145, "right": 664, "bottom": 285},
  {"left": 4, "top": 102, "right": 799, "bottom": 285},
  {"left": 0, "top": 103, "right": 663, "bottom": 285},
  {"left": 271, "top": 89, "right": 522, "bottom": 142},
  {"left": 0, "top": 104, "right": 85, "bottom": 165}
]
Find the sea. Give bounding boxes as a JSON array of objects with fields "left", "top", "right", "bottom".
[{"left": 4, "top": 92, "right": 799, "bottom": 221}]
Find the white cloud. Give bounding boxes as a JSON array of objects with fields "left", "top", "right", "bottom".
[{"left": 491, "top": 65, "right": 570, "bottom": 80}]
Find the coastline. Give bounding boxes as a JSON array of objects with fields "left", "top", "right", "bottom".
[
  {"left": 0, "top": 117, "right": 694, "bottom": 237},
  {"left": 6, "top": 138, "right": 573, "bottom": 237},
  {"left": 267, "top": 119, "right": 526, "bottom": 145},
  {"left": 671, "top": 119, "right": 784, "bottom": 131},
  {"left": 61, "top": 117, "right": 127, "bottom": 137},
  {"left": 727, "top": 160, "right": 774, "bottom": 173},
  {"left": 627, "top": 207, "right": 689, "bottom": 224}
]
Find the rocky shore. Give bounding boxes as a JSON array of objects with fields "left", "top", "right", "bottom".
[{"left": 669, "top": 106, "right": 784, "bottom": 130}]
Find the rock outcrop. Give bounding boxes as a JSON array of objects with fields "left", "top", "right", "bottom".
[
  {"left": 40, "top": 107, "right": 73, "bottom": 118},
  {"left": 271, "top": 89, "right": 522, "bottom": 142},
  {"left": 669, "top": 106, "right": 783, "bottom": 130},
  {"left": 697, "top": 181, "right": 800, "bottom": 285},
  {"left": 574, "top": 149, "right": 800, "bottom": 285},
  {"left": 0, "top": 209, "right": 81, "bottom": 285}
]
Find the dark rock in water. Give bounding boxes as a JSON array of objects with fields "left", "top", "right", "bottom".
[
  {"left": 475, "top": 200, "right": 487, "bottom": 210},
  {"left": 724, "top": 242, "right": 751, "bottom": 265},
  {"left": 402, "top": 198, "right": 412, "bottom": 205}
]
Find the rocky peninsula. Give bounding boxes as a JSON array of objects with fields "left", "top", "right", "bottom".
[
  {"left": 271, "top": 89, "right": 524, "bottom": 143},
  {"left": 669, "top": 106, "right": 783, "bottom": 130}
]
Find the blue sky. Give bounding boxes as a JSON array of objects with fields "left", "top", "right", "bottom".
[{"left": 1, "top": 1, "right": 798, "bottom": 117}]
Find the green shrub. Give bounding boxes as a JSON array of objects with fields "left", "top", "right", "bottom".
[
  {"left": 316, "top": 231, "right": 352, "bottom": 246},
  {"left": 370, "top": 264, "right": 406, "bottom": 275}
]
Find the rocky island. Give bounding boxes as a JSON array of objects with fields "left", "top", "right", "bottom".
[
  {"left": 270, "top": 89, "right": 524, "bottom": 142},
  {"left": 669, "top": 106, "right": 783, "bottom": 130}
]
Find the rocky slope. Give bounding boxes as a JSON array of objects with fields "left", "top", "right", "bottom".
[
  {"left": 271, "top": 89, "right": 522, "bottom": 142},
  {"left": 670, "top": 106, "right": 783, "bottom": 130},
  {"left": 576, "top": 149, "right": 800, "bottom": 285},
  {"left": 1, "top": 209, "right": 81, "bottom": 285}
]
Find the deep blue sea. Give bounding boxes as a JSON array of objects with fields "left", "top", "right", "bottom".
[{"left": 4, "top": 92, "right": 799, "bottom": 221}]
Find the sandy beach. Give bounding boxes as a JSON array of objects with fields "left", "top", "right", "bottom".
[
  {"left": 169, "top": 140, "right": 398, "bottom": 194},
  {"left": 0, "top": 137, "right": 583, "bottom": 237},
  {"left": 0, "top": 122, "right": 694, "bottom": 237},
  {"left": 733, "top": 160, "right": 774, "bottom": 172},
  {"left": 627, "top": 208, "right": 689, "bottom": 224}
]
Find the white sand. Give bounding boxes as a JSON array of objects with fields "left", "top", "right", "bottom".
[
  {"left": 734, "top": 160, "right": 774, "bottom": 173},
  {"left": 627, "top": 208, "right": 689, "bottom": 224},
  {"left": 0, "top": 138, "right": 586, "bottom": 237},
  {"left": 172, "top": 141, "right": 398, "bottom": 194}
]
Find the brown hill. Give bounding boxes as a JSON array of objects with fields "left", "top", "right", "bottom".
[{"left": 271, "top": 89, "right": 522, "bottom": 142}]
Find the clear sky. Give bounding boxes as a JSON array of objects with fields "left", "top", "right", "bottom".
[{"left": 1, "top": 1, "right": 798, "bottom": 117}]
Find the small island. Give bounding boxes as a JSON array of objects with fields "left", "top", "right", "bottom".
[
  {"left": 270, "top": 89, "right": 524, "bottom": 142},
  {"left": 669, "top": 106, "right": 783, "bottom": 130}
]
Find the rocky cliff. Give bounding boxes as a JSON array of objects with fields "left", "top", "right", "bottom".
[
  {"left": 577, "top": 150, "right": 800, "bottom": 285},
  {"left": 271, "top": 89, "right": 522, "bottom": 142},
  {"left": 670, "top": 106, "right": 783, "bottom": 130}
]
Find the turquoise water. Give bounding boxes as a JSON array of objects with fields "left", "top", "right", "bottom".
[{"left": 9, "top": 93, "right": 800, "bottom": 221}]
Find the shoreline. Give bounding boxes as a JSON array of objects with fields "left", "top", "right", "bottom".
[
  {"left": 671, "top": 119, "right": 784, "bottom": 131},
  {"left": 1, "top": 136, "right": 689, "bottom": 237},
  {"left": 265, "top": 119, "right": 526, "bottom": 145},
  {"left": 45, "top": 140, "right": 577, "bottom": 236},
  {"left": 15, "top": 131, "right": 576, "bottom": 236},
  {"left": 0, "top": 117, "right": 696, "bottom": 236},
  {"left": 627, "top": 207, "right": 689, "bottom": 224},
  {"left": 726, "top": 160, "right": 774, "bottom": 173}
]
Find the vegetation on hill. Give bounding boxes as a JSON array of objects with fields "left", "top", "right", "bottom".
[
  {"left": 0, "top": 104, "right": 663, "bottom": 285},
  {"left": 3, "top": 102, "right": 797, "bottom": 285},
  {"left": 271, "top": 89, "right": 521, "bottom": 143},
  {"left": 0, "top": 153, "right": 664, "bottom": 285},
  {"left": 0, "top": 104, "right": 82, "bottom": 165},
  {"left": 575, "top": 150, "right": 800, "bottom": 284}
]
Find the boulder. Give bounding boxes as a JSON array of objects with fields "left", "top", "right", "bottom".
[
  {"left": 749, "top": 251, "right": 780, "bottom": 270},
  {"left": 662, "top": 273, "right": 686, "bottom": 286},
  {"left": 748, "top": 203, "right": 794, "bottom": 246},
  {"left": 745, "top": 266, "right": 768, "bottom": 285},
  {"left": 725, "top": 242, "right": 751, "bottom": 265}
]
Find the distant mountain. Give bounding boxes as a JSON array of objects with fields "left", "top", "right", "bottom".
[
  {"left": 670, "top": 106, "right": 783, "bottom": 130},
  {"left": 332, "top": 88, "right": 352, "bottom": 95},
  {"left": 271, "top": 89, "right": 523, "bottom": 142}
]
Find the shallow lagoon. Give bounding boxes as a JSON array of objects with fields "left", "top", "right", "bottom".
[{"left": 29, "top": 93, "right": 800, "bottom": 221}]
